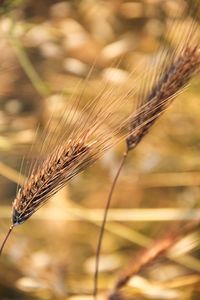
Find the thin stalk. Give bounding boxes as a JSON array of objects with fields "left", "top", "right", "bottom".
[
  {"left": 93, "top": 151, "right": 128, "bottom": 300},
  {"left": 0, "top": 225, "right": 14, "bottom": 256}
]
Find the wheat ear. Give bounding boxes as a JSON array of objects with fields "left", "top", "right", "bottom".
[
  {"left": 0, "top": 67, "right": 166, "bottom": 254},
  {"left": 93, "top": 5, "right": 200, "bottom": 298}
]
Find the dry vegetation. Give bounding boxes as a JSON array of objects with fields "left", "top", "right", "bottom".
[{"left": 0, "top": 0, "right": 200, "bottom": 300}]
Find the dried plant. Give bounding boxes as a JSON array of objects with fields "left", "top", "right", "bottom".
[
  {"left": 109, "top": 220, "right": 200, "bottom": 300},
  {"left": 0, "top": 4, "right": 200, "bottom": 299},
  {"left": 94, "top": 3, "right": 200, "bottom": 298},
  {"left": 0, "top": 89, "right": 133, "bottom": 254},
  {"left": 0, "top": 71, "right": 174, "bottom": 254}
]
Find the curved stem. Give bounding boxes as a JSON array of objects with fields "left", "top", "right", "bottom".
[
  {"left": 93, "top": 151, "right": 128, "bottom": 300},
  {"left": 0, "top": 225, "right": 14, "bottom": 256}
]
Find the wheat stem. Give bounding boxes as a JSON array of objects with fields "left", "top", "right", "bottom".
[
  {"left": 0, "top": 225, "right": 14, "bottom": 256},
  {"left": 93, "top": 151, "right": 128, "bottom": 300}
]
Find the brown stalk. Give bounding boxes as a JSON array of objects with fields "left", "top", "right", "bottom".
[
  {"left": 93, "top": 151, "right": 128, "bottom": 298},
  {"left": 0, "top": 225, "right": 13, "bottom": 256},
  {"left": 93, "top": 16, "right": 200, "bottom": 300}
]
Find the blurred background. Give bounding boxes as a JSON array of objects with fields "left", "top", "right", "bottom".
[{"left": 0, "top": 0, "right": 200, "bottom": 299}]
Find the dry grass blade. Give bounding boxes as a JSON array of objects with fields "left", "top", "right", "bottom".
[
  {"left": 109, "top": 220, "right": 200, "bottom": 300},
  {"left": 94, "top": 3, "right": 200, "bottom": 299}
]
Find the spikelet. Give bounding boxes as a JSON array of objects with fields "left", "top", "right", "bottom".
[
  {"left": 12, "top": 138, "right": 91, "bottom": 224},
  {"left": 126, "top": 45, "right": 200, "bottom": 150},
  {"left": 11, "top": 96, "right": 128, "bottom": 226}
]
